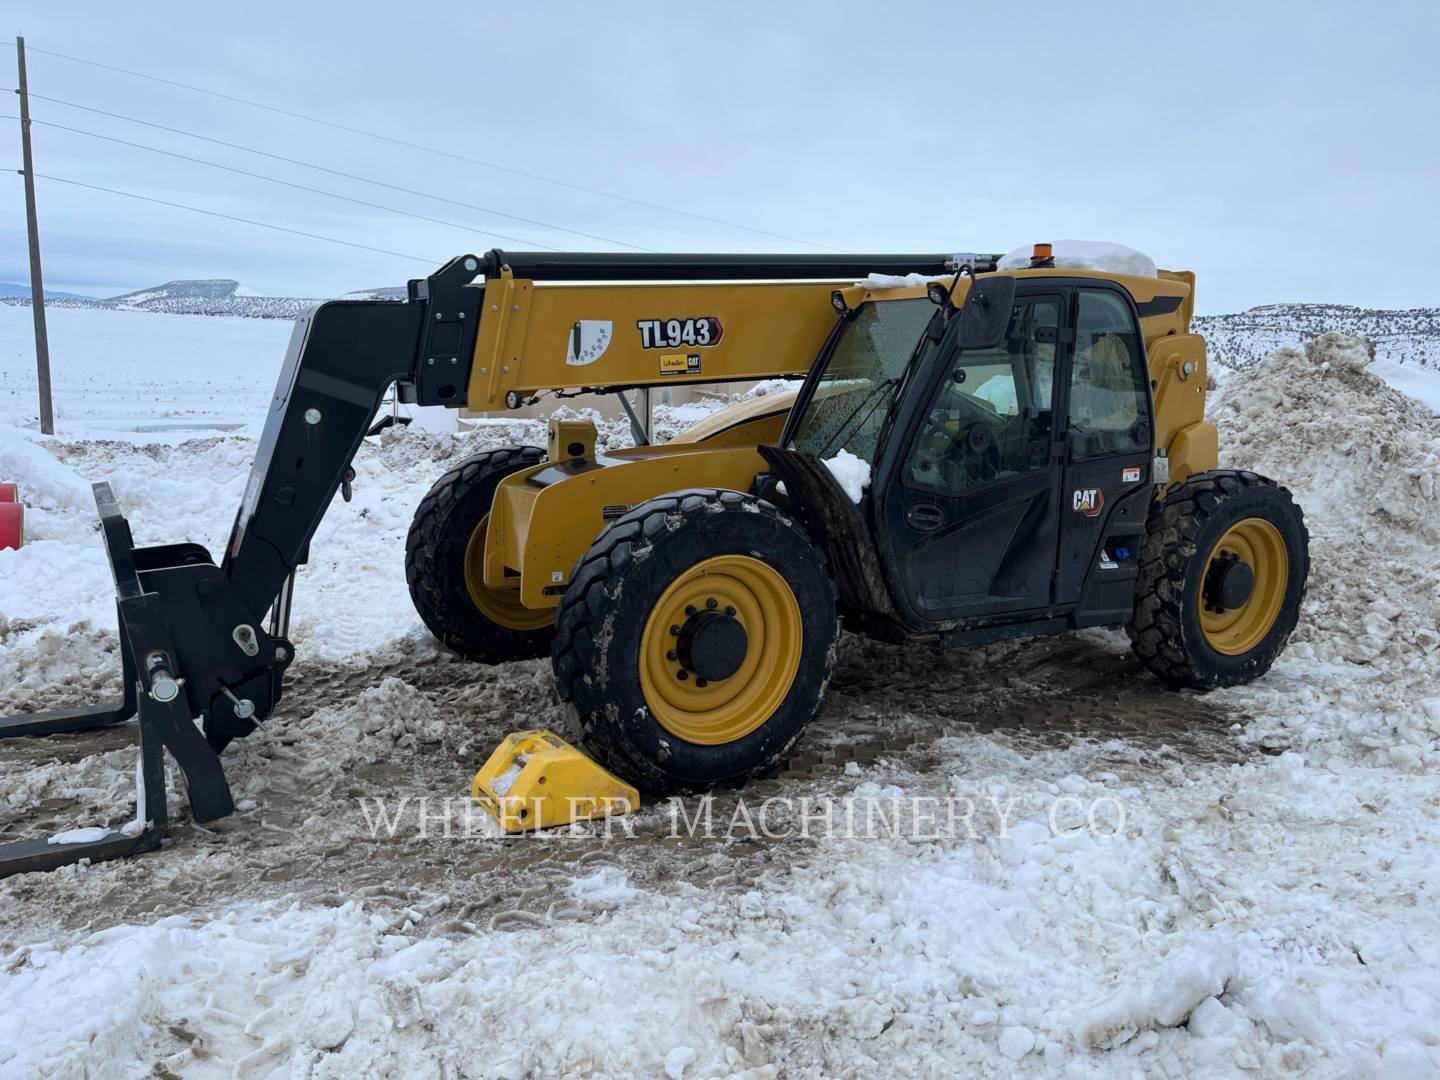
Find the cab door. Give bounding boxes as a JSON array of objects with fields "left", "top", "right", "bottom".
[
  {"left": 873, "top": 290, "right": 1066, "bottom": 626},
  {"left": 1053, "top": 285, "right": 1155, "bottom": 614}
]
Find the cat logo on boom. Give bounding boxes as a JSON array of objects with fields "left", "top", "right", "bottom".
[{"left": 1072, "top": 488, "right": 1105, "bottom": 517}]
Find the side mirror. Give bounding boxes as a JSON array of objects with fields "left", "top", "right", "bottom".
[{"left": 953, "top": 275, "right": 1016, "bottom": 350}]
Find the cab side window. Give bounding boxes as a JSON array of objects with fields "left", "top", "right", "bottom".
[
  {"left": 1067, "top": 290, "right": 1149, "bottom": 458},
  {"left": 908, "top": 298, "right": 1058, "bottom": 494}
]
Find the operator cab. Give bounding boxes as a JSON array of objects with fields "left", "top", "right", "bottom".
[{"left": 781, "top": 267, "right": 1156, "bottom": 640}]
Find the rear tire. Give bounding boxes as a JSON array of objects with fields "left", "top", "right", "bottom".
[
  {"left": 405, "top": 446, "right": 555, "bottom": 662},
  {"left": 1128, "top": 470, "right": 1309, "bottom": 690},
  {"left": 552, "top": 488, "right": 839, "bottom": 795}
]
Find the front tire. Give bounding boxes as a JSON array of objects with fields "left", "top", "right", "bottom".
[
  {"left": 405, "top": 446, "right": 555, "bottom": 662},
  {"left": 552, "top": 489, "right": 839, "bottom": 795},
  {"left": 1128, "top": 470, "right": 1309, "bottom": 690}
]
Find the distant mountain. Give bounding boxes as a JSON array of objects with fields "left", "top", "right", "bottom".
[
  {"left": 0, "top": 277, "right": 409, "bottom": 318},
  {"left": 1197, "top": 304, "right": 1440, "bottom": 374},
  {"left": 95, "top": 279, "right": 325, "bottom": 318},
  {"left": 107, "top": 279, "right": 251, "bottom": 304},
  {"left": 0, "top": 282, "right": 97, "bottom": 301}
]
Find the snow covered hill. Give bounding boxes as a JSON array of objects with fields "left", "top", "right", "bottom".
[
  {"left": 0, "top": 278, "right": 328, "bottom": 319},
  {"left": 1198, "top": 303, "right": 1440, "bottom": 374},
  {"left": 101, "top": 278, "right": 327, "bottom": 318},
  {"left": 0, "top": 278, "right": 410, "bottom": 318}
]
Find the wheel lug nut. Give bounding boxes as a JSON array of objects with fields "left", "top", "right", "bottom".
[
  {"left": 725, "top": 606, "right": 736, "bottom": 617},
  {"left": 695, "top": 678, "right": 708, "bottom": 688},
  {"left": 706, "top": 597, "right": 717, "bottom": 609},
  {"left": 676, "top": 670, "right": 688, "bottom": 681},
  {"left": 670, "top": 625, "right": 680, "bottom": 636},
  {"left": 685, "top": 605, "right": 697, "bottom": 616},
  {"left": 666, "top": 649, "right": 677, "bottom": 661}
]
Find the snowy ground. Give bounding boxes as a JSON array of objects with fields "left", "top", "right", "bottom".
[{"left": 1, "top": 308, "right": 1438, "bottom": 1077}]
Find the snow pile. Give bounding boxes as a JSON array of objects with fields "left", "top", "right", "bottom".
[
  {"left": 998, "top": 240, "right": 1157, "bottom": 278},
  {"left": 1213, "top": 332, "right": 1440, "bottom": 549},
  {"left": 1073, "top": 936, "right": 1239, "bottom": 1049},
  {"left": 341, "top": 676, "right": 444, "bottom": 750},
  {"left": 0, "top": 425, "right": 97, "bottom": 513},
  {"left": 822, "top": 448, "right": 871, "bottom": 503},
  {"left": 1211, "top": 332, "right": 1440, "bottom": 766},
  {"left": 273, "top": 677, "right": 442, "bottom": 781},
  {"left": 0, "top": 622, "right": 119, "bottom": 705}
]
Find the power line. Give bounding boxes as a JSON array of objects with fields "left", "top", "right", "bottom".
[
  {"left": 11, "top": 89, "right": 650, "bottom": 251},
  {"left": 8, "top": 41, "right": 844, "bottom": 252},
  {"left": 16, "top": 114, "right": 563, "bottom": 251},
  {"left": 17, "top": 170, "right": 440, "bottom": 263}
]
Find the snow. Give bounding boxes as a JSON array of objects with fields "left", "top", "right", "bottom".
[
  {"left": 1370, "top": 356, "right": 1440, "bottom": 413},
  {"left": 0, "top": 303, "right": 291, "bottom": 434},
  {"left": 1073, "top": 936, "right": 1239, "bottom": 1048},
  {"left": 821, "top": 447, "right": 871, "bottom": 502},
  {"left": 997, "top": 1025, "right": 1037, "bottom": 1060},
  {"left": 664, "top": 1044, "right": 698, "bottom": 1078},
  {"left": 2, "top": 306, "right": 1440, "bottom": 1076},
  {"left": 46, "top": 826, "right": 112, "bottom": 845},
  {"left": 0, "top": 425, "right": 97, "bottom": 512},
  {"left": 998, "top": 240, "right": 1158, "bottom": 278},
  {"left": 856, "top": 271, "right": 947, "bottom": 289},
  {"left": 566, "top": 866, "right": 639, "bottom": 906}
]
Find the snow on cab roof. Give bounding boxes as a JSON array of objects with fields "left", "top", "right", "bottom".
[{"left": 998, "top": 240, "right": 1157, "bottom": 278}]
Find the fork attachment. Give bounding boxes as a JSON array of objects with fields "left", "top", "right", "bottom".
[
  {"left": 0, "top": 258, "right": 478, "bottom": 875},
  {"left": 0, "top": 483, "right": 243, "bottom": 877}
]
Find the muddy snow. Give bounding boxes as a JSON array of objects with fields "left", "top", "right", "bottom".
[{"left": 1, "top": 313, "right": 1438, "bottom": 1077}]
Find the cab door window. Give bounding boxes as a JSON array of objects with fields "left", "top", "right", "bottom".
[
  {"left": 907, "top": 298, "right": 1059, "bottom": 494},
  {"left": 1067, "top": 290, "right": 1150, "bottom": 458}
]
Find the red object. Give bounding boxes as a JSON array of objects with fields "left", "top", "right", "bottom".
[
  {"left": 0, "top": 482, "right": 16, "bottom": 503},
  {"left": 0, "top": 501, "right": 22, "bottom": 551}
]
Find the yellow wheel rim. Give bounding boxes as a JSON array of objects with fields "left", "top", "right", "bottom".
[
  {"left": 639, "top": 555, "right": 803, "bottom": 745},
  {"left": 463, "top": 514, "right": 554, "bottom": 632},
  {"left": 1199, "top": 517, "right": 1288, "bottom": 656}
]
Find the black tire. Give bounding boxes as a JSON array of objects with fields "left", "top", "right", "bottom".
[
  {"left": 1128, "top": 470, "right": 1309, "bottom": 690},
  {"left": 405, "top": 445, "right": 554, "bottom": 662},
  {"left": 551, "top": 488, "right": 840, "bottom": 795}
]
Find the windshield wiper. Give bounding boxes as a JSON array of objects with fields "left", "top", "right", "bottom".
[{"left": 813, "top": 376, "right": 899, "bottom": 459}]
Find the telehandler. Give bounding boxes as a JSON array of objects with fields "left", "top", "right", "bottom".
[{"left": 0, "top": 245, "right": 1308, "bottom": 873}]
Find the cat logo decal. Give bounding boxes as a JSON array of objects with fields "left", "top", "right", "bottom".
[{"left": 1072, "top": 488, "right": 1104, "bottom": 517}]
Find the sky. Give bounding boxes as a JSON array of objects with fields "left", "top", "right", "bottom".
[{"left": 2, "top": 1, "right": 1438, "bottom": 313}]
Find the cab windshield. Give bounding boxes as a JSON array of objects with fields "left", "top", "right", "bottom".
[{"left": 789, "top": 298, "right": 935, "bottom": 464}]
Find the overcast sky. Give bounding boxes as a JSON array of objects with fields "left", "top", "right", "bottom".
[{"left": 3, "top": 1, "right": 1437, "bottom": 313}]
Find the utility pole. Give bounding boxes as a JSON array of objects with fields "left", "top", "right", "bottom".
[{"left": 16, "top": 36, "right": 55, "bottom": 435}]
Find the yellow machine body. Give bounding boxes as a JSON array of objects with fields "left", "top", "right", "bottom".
[
  {"left": 465, "top": 269, "right": 1215, "bottom": 610},
  {"left": 484, "top": 438, "right": 768, "bottom": 607},
  {"left": 470, "top": 729, "right": 639, "bottom": 832},
  {"left": 452, "top": 258, "right": 1226, "bottom": 827}
]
